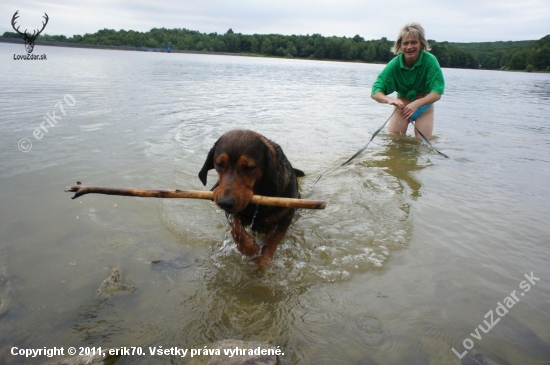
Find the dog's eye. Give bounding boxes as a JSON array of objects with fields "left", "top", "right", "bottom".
[
  {"left": 215, "top": 162, "right": 225, "bottom": 171},
  {"left": 243, "top": 165, "right": 256, "bottom": 173}
]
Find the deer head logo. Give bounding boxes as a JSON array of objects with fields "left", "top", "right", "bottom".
[{"left": 11, "top": 10, "right": 49, "bottom": 54}]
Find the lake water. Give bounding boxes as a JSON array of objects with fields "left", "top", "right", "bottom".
[{"left": 1, "top": 42, "right": 549, "bottom": 365}]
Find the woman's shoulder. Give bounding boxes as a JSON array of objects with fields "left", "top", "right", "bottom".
[
  {"left": 424, "top": 51, "right": 440, "bottom": 63},
  {"left": 383, "top": 54, "right": 402, "bottom": 69},
  {"left": 423, "top": 51, "right": 443, "bottom": 68},
  {"left": 389, "top": 54, "right": 401, "bottom": 64}
]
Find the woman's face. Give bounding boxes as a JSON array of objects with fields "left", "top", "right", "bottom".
[{"left": 401, "top": 34, "right": 421, "bottom": 67}]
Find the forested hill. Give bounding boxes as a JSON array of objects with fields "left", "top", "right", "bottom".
[
  {"left": 449, "top": 39, "right": 546, "bottom": 70},
  {"left": 450, "top": 40, "right": 535, "bottom": 53},
  {"left": 2, "top": 27, "right": 549, "bottom": 71}
]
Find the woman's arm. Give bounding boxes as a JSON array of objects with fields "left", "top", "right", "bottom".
[
  {"left": 371, "top": 92, "right": 405, "bottom": 110},
  {"left": 410, "top": 92, "right": 441, "bottom": 108}
]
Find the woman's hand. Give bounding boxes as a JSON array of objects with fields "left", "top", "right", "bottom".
[
  {"left": 400, "top": 102, "right": 419, "bottom": 120},
  {"left": 372, "top": 92, "right": 404, "bottom": 110},
  {"left": 389, "top": 98, "right": 405, "bottom": 110}
]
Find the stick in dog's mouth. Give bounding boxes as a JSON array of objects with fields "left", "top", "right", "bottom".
[{"left": 64, "top": 181, "right": 326, "bottom": 210}]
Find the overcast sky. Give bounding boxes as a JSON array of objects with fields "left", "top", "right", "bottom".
[{"left": 1, "top": 0, "right": 549, "bottom": 43}]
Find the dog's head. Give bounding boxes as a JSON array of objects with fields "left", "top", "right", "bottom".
[{"left": 198, "top": 130, "right": 276, "bottom": 214}]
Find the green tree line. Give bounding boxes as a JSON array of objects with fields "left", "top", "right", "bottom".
[
  {"left": 450, "top": 36, "right": 550, "bottom": 71},
  {"left": 3, "top": 27, "right": 549, "bottom": 71}
]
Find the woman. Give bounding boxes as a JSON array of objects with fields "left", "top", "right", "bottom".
[{"left": 371, "top": 22, "right": 445, "bottom": 139}]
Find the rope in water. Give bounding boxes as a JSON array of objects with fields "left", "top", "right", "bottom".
[
  {"left": 306, "top": 109, "right": 396, "bottom": 198},
  {"left": 306, "top": 107, "right": 448, "bottom": 198},
  {"left": 409, "top": 118, "right": 449, "bottom": 158}
]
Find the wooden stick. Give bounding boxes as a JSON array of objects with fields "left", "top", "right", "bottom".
[{"left": 65, "top": 182, "right": 326, "bottom": 210}]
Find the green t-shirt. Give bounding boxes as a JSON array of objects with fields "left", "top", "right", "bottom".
[{"left": 371, "top": 51, "right": 445, "bottom": 101}]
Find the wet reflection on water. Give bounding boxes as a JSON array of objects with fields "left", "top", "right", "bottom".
[{"left": 361, "top": 134, "right": 433, "bottom": 200}]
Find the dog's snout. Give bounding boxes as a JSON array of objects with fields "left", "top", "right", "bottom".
[{"left": 217, "top": 197, "right": 236, "bottom": 212}]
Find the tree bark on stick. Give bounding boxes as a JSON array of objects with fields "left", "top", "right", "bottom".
[{"left": 65, "top": 182, "right": 326, "bottom": 210}]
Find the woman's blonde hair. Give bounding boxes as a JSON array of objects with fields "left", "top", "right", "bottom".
[{"left": 392, "top": 22, "right": 431, "bottom": 54}]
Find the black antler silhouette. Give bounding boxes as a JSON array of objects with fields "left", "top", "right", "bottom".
[{"left": 11, "top": 10, "right": 49, "bottom": 54}]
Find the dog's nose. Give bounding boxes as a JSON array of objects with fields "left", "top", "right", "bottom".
[{"left": 217, "top": 197, "right": 236, "bottom": 212}]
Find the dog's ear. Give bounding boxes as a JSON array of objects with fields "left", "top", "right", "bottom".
[
  {"left": 293, "top": 168, "right": 305, "bottom": 177},
  {"left": 198, "top": 143, "right": 216, "bottom": 186}
]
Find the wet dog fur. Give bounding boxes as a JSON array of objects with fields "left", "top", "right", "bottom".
[{"left": 199, "top": 130, "right": 304, "bottom": 270}]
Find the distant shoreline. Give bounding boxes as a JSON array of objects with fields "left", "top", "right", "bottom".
[{"left": 0, "top": 37, "right": 245, "bottom": 57}]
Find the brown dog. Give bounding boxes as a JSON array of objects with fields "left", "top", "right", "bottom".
[{"left": 199, "top": 130, "right": 304, "bottom": 270}]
